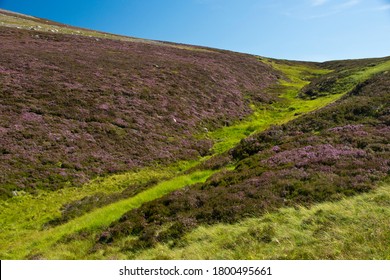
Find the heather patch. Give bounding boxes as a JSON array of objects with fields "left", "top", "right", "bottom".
[
  {"left": 0, "top": 26, "right": 277, "bottom": 192},
  {"left": 264, "top": 144, "right": 367, "bottom": 167}
]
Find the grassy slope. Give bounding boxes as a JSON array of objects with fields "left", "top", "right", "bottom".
[
  {"left": 135, "top": 179, "right": 390, "bottom": 260},
  {"left": 0, "top": 161, "right": 196, "bottom": 254},
  {"left": 0, "top": 169, "right": 216, "bottom": 259}
]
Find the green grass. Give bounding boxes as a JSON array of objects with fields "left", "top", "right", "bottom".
[
  {"left": 355, "top": 60, "right": 390, "bottom": 77},
  {"left": 204, "top": 59, "right": 390, "bottom": 154},
  {"left": 336, "top": 59, "right": 390, "bottom": 93},
  {"left": 132, "top": 179, "right": 390, "bottom": 260},
  {"left": 0, "top": 169, "right": 216, "bottom": 259},
  {"left": 205, "top": 60, "right": 337, "bottom": 154},
  {"left": 0, "top": 160, "right": 199, "bottom": 258},
  {"left": 300, "top": 58, "right": 390, "bottom": 99},
  {"left": 0, "top": 161, "right": 194, "bottom": 230}
]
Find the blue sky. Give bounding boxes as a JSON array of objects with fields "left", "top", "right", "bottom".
[{"left": 1, "top": 0, "right": 389, "bottom": 61}]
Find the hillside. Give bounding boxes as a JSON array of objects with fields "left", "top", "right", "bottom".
[
  {"left": 0, "top": 10, "right": 277, "bottom": 192},
  {"left": 94, "top": 59, "right": 390, "bottom": 258},
  {"left": 0, "top": 10, "right": 389, "bottom": 260}
]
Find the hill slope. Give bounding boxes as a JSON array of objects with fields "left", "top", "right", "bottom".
[
  {"left": 93, "top": 59, "right": 390, "bottom": 257},
  {"left": 0, "top": 10, "right": 277, "bottom": 192},
  {"left": 0, "top": 10, "right": 389, "bottom": 260}
]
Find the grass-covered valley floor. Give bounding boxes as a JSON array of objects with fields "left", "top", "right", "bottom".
[{"left": 0, "top": 10, "right": 389, "bottom": 260}]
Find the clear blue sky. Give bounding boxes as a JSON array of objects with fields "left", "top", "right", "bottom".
[{"left": 1, "top": 0, "right": 390, "bottom": 61}]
